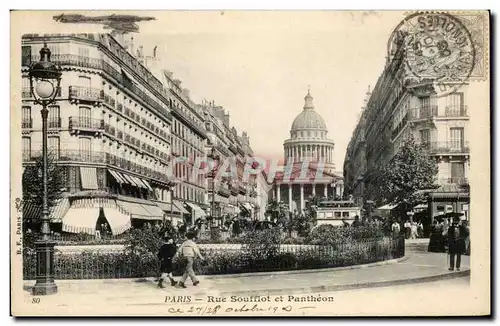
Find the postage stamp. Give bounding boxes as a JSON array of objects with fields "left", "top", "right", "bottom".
[
  {"left": 9, "top": 10, "right": 490, "bottom": 317},
  {"left": 388, "top": 11, "right": 488, "bottom": 97}
]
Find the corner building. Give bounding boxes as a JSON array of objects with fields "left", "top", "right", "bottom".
[{"left": 21, "top": 33, "right": 175, "bottom": 235}]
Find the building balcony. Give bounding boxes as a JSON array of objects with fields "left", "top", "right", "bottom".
[
  {"left": 69, "top": 117, "right": 104, "bottom": 133},
  {"left": 438, "top": 177, "right": 469, "bottom": 186},
  {"left": 22, "top": 86, "right": 62, "bottom": 99},
  {"left": 22, "top": 149, "right": 170, "bottom": 184},
  {"left": 23, "top": 51, "right": 171, "bottom": 122},
  {"left": 444, "top": 105, "right": 468, "bottom": 117},
  {"left": 48, "top": 118, "right": 62, "bottom": 129},
  {"left": 424, "top": 141, "right": 470, "bottom": 155},
  {"left": 22, "top": 119, "right": 33, "bottom": 129},
  {"left": 410, "top": 105, "right": 438, "bottom": 120},
  {"left": 409, "top": 105, "right": 469, "bottom": 121},
  {"left": 103, "top": 123, "right": 116, "bottom": 137},
  {"left": 68, "top": 86, "right": 103, "bottom": 105}
]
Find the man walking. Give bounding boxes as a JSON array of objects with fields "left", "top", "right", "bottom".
[
  {"left": 447, "top": 217, "right": 469, "bottom": 271},
  {"left": 177, "top": 231, "right": 205, "bottom": 288}
]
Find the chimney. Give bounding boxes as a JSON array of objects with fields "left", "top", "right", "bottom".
[
  {"left": 223, "top": 113, "right": 230, "bottom": 127},
  {"left": 182, "top": 88, "right": 190, "bottom": 99}
]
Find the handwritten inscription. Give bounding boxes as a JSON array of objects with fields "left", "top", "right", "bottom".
[
  {"left": 163, "top": 295, "right": 330, "bottom": 315},
  {"left": 166, "top": 303, "right": 294, "bottom": 315}
]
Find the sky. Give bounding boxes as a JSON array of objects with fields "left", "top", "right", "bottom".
[{"left": 12, "top": 10, "right": 406, "bottom": 170}]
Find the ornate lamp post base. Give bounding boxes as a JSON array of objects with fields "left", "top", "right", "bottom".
[{"left": 32, "top": 240, "right": 58, "bottom": 295}]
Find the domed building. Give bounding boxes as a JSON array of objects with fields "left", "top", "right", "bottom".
[{"left": 274, "top": 89, "right": 344, "bottom": 213}]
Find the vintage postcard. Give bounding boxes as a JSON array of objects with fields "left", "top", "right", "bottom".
[{"left": 10, "top": 10, "right": 491, "bottom": 316}]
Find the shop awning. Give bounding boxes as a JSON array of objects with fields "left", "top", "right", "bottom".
[
  {"left": 141, "top": 203, "right": 164, "bottom": 219},
  {"left": 62, "top": 207, "right": 100, "bottom": 235},
  {"left": 376, "top": 204, "right": 397, "bottom": 210},
  {"left": 135, "top": 176, "right": 149, "bottom": 189},
  {"left": 120, "top": 174, "right": 142, "bottom": 188},
  {"left": 140, "top": 178, "right": 153, "bottom": 191},
  {"left": 22, "top": 198, "right": 70, "bottom": 222},
  {"left": 109, "top": 170, "right": 126, "bottom": 184},
  {"left": 413, "top": 203, "right": 428, "bottom": 210},
  {"left": 117, "top": 200, "right": 163, "bottom": 221},
  {"left": 80, "top": 167, "right": 98, "bottom": 190},
  {"left": 50, "top": 197, "right": 71, "bottom": 223},
  {"left": 103, "top": 207, "right": 131, "bottom": 235},
  {"left": 185, "top": 202, "right": 206, "bottom": 218},
  {"left": 173, "top": 200, "right": 189, "bottom": 214}
]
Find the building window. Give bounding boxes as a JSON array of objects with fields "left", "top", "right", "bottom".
[
  {"left": 48, "top": 136, "right": 60, "bottom": 159},
  {"left": 48, "top": 106, "right": 60, "bottom": 128},
  {"left": 334, "top": 212, "right": 341, "bottom": 218},
  {"left": 446, "top": 93, "right": 465, "bottom": 116},
  {"left": 79, "top": 137, "right": 92, "bottom": 161},
  {"left": 419, "top": 129, "right": 430, "bottom": 145},
  {"left": 22, "top": 137, "right": 31, "bottom": 160},
  {"left": 22, "top": 45, "right": 31, "bottom": 66},
  {"left": 22, "top": 106, "right": 31, "bottom": 128},
  {"left": 79, "top": 106, "right": 92, "bottom": 128},
  {"left": 78, "top": 75, "right": 92, "bottom": 88},
  {"left": 342, "top": 211, "right": 350, "bottom": 217},
  {"left": 450, "top": 127, "right": 464, "bottom": 150},
  {"left": 451, "top": 162, "right": 465, "bottom": 183}
]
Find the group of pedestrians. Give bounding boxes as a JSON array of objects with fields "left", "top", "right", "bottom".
[
  {"left": 156, "top": 231, "right": 205, "bottom": 289},
  {"left": 390, "top": 219, "right": 423, "bottom": 239}
]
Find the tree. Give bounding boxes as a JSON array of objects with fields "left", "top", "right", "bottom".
[
  {"left": 373, "top": 136, "right": 438, "bottom": 209},
  {"left": 22, "top": 150, "right": 65, "bottom": 210}
]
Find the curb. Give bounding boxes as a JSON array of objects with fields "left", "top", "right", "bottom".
[
  {"left": 24, "top": 256, "right": 410, "bottom": 285},
  {"left": 198, "top": 269, "right": 471, "bottom": 297},
  {"left": 202, "top": 256, "right": 410, "bottom": 279}
]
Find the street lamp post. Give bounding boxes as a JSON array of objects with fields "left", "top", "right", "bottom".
[
  {"left": 28, "top": 42, "right": 62, "bottom": 295},
  {"left": 208, "top": 148, "right": 219, "bottom": 227}
]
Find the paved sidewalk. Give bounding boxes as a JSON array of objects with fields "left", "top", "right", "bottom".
[{"left": 22, "top": 246, "right": 469, "bottom": 307}]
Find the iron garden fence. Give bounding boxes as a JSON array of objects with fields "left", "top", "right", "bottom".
[{"left": 23, "top": 236, "right": 405, "bottom": 280}]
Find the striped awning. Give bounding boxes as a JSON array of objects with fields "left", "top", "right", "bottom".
[
  {"left": 22, "top": 198, "right": 70, "bottom": 222},
  {"left": 130, "top": 176, "right": 146, "bottom": 189},
  {"left": 109, "top": 170, "right": 126, "bottom": 184},
  {"left": 174, "top": 200, "right": 189, "bottom": 214},
  {"left": 117, "top": 200, "right": 163, "bottom": 221},
  {"left": 62, "top": 207, "right": 100, "bottom": 235},
  {"left": 185, "top": 202, "right": 207, "bottom": 218},
  {"left": 80, "top": 167, "right": 98, "bottom": 190},
  {"left": 121, "top": 174, "right": 137, "bottom": 187},
  {"left": 103, "top": 207, "right": 131, "bottom": 235},
  {"left": 141, "top": 178, "right": 153, "bottom": 191}
]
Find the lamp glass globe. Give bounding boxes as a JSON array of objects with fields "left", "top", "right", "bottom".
[{"left": 34, "top": 80, "right": 55, "bottom": 99}]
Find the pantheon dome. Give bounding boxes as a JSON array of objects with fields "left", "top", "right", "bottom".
[{"left": 283, "top": 89, "right": 335, "bottom": 171}]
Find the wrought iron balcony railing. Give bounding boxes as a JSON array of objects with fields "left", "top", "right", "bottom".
[
  {"left": 410, "top": 105, "right": 439, "bottom": 120},
  {"left": 438, "top": 177, "right": 469, "bottom": 185},
  {"left": 68, "top": 86, "right": 103, "bottom": 103},
  {"left": 48, "top": 118, "right": 62, "bottom": 129},
  {"left": 69, "top": 116, "right": 105, "bottom": 131},
  {"left": 22, "top": 119, "right": 33, "bottom": 129},
  {"left": 22, "top": 149, "right": 170, "bottom": 184},
  {"left": 423, "top": 141, "right": 470, "bottom": 154}
]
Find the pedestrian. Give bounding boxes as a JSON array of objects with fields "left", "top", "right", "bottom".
[
  {"left": 391, "top": 220, "right": 401, "bottom": 239},
  {"left": 352, "top": 215, "right": 362, "bottom": 228},
  {"left": 410, "top": 221, "right": 418, "bottom": 239},
  {"left": 177, "top": 231, "right": 205, "bottom": 288},
  {"left": 404, "top": 220, "right": 411, "bottom": 239},
  {"left": 447, "top": 217, "right": 469, "bottom": 271},
  {"left": 157, "top": 234, "right": 178, "bottom": 288},
  {"left": 417, "top": 221, "right": 424, "bottom": 238}
]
